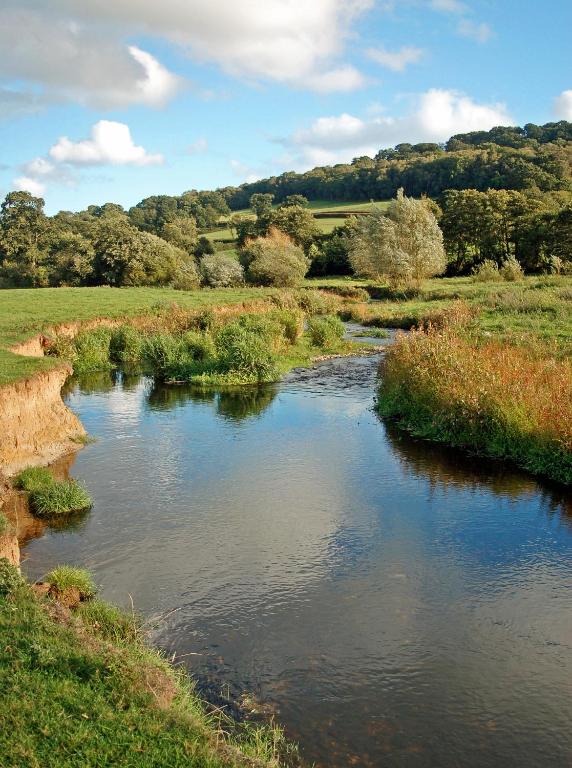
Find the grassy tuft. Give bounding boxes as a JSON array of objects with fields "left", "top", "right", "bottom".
[
  {"left": 30, "top": 479, "right": 92, "bottom": 518},
  {"left": 307, "top": 315, "right": 345, "bottom": 349},
  {"left": 15, "top": 467, "right": 54, "bottom": 493},
  {"left": 46, "top": 566, "right": 96, "bottom": 599},
  {"left": 77, "top": 599, "right": 139, "bottom": 643},
  {"left": 0, "top": 559, "right": 23, "bottom": 596}
]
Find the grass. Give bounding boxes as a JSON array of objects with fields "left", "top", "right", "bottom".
[
  {"left": 377, "top": 303, "right": 572, "bottom": 485},
  {"left": 0, "top": 286, "right": 279, "bottom": 386},
  {"left": 0, "top": 562, "right": 295, "bottom": 767},
  {"left": 46, "top": 565, "right": 97, "bottom": 599},
  {"left": 16, "top": 467, "right": 92, "bottom": 518}
]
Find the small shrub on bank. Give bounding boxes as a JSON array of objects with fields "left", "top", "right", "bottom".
[
  {"left": 295, "top": 289, "right": 339, "bottom": 316},
  {"left": 307, "top": 315, "right": 345, "bottom": 349},
  {"left": 110, "top": 325, "right": 145, "bottom": 368},
  {"left": 72, "top": 328, "right": 113, "bottom": 373},
  {"left": 46, "top": 565, "right": 96, "bottom": 599},
  {"left": 215, "top": 323, "right": 279, "bottom": 383},
  {"left": 30, "top": 479, "right": 92, "bottom": 518},
  {"left": 200, "top": 253, "right": 244, "bottom": 288}
]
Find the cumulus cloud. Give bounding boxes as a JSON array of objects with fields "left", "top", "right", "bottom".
[
  {"left": 554, "top": 90, "right": 572, "bottom": 120},
  {"left": 0, "top": 7, "right": 182, "bottom": 114},
  {"left": 430, "top": 0, "right": 467, "bottom": 14},
  {"left": 188, "top": 137, "right": 209, "bottom": 155},
  {"left": 367, "top": 45, "right": 424, "bottom": 72},
  {"left": 8, "top": 0, "right": 371, "bottom": 98},
  {"left": 13, "top": 176, "right": 46, "bottom": 197},
  {"left": 280, "top": 89, "right": 512, "bottom": 168},
  {"left": 49, "top": 121, "right": 164, "bottom": 166},
  {"left": 457, "top": 20, "right": 492, "bottom": 43}
]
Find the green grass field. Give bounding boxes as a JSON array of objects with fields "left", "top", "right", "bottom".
[
  {"left": 206, "top": 200, "right": 390, "bottom": 240},
  {"left": 0, "top": 286, "right": 275, "bottom": 386}
]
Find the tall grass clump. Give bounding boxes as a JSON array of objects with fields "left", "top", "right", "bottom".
[
  {"left": 378, "top": 312, "right": 572, "bottom": 484},
  {"left": 46, "top": 565, "right": 96, "bottom": 599},
  {"left": 16, "top": 468, "right": 92, "bottom": 518},
  {"left": 15, "top": 467, "right": 54, "bottom": 493},
  {"left": 499, "top": 256, "right": 524, "bottom": 282},
  {"left": 307, "top": 315, "right": 345, "bottom": 350},
  {"left": 109, "top": 325, "right": 145, "bottom": 368},
  {"left": 472, "top": 260, "right": 501, "bottom": 282}
]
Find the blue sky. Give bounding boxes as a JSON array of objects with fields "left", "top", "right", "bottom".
[{"left": 1, "top": 0, "right": 570, "bottom": 214}]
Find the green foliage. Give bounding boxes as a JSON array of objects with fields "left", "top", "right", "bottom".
[
  {"left": 0, "top": 559, "right": 24, "bottom": 597},
  {"left": 500, "top": 256, "right": 525, "bottom": 282},
  {"left": 243, "top": 229, "right": 308, "bottom": 287},
  {"left": 15, "top": 467, "right": 54, "bottom": 493},
  {"left": 472, "top": 260, "right": 501, "bottom": 282},
  {"left": 307, "top": 315, "right": 345, "bottom": 349},
  {"left": 350, "top": 190, "right": 446, "bottom": 287},
  {"left": 72, "top": 328, "right": 113, "bottom": 374},
  {"left": 109, "top": 325, "right": 145, "bottom": 367},
  {"left": 77, "top": 600, "right": 139, "bottom": 643},
  {"left": 199, "top": 252, "right": 244, "bottom": 287},
  {"left": 215, "top": 322, "right": 279, "bottom": 383},
  {"left": 0, "top": 514, "right": 9, "bottom": 536},
  {"left": 46, "top": 566, "right": 96, "bottom": 599},
  {"left": 30, "top": 480, "right": 92, "bottom": 518}
]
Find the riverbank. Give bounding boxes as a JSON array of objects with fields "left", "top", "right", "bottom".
[
  {"left": 377, "top": 304, "right": 572, "bottom": 485},
  {"left": 0, "top": 555, "right": 295, "bottom": 768}
]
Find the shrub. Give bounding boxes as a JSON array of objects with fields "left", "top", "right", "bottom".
[
  {"left": 110, "top": 325, "right": 145, "bottom": 367},
  {"left": 182, "top": 330, "right": 216, "bottom": 362},
  {"left": 15, "top": 466, "right": 54, "bottom": 493},
  {"left": 72, "top": 328, "right": 113, "bottom": 373},
  {"left": 271, "top": 309, "right": 304, "bottom": 344},
  {"left": 215, "top": 323, "right": 279, "bottom": 382},
  {"left": 30, "top": 480, "right": 92, "bottom": 518},
  {"left": 46, "top": 566, "right": 96, "bottom": 599},
  {"left": 307, "top": 315, "right": 345, "bottom": 349},
  {"left": 0, "top": 559, "right": 24, "bottom": 597},
  {"left": 77, "top": 599, "right": 139, "bottom": 642},
  {"left": 499, "top": 256, "right": 524, "bottom": 282},
  {"left": 200, "top": 253, "right": 244, "bottom": 288},
  {"left": 295, "top": 290, "right": 339, "bottom": 316},
  {"left": 244, "top": 229, "right": 308, "bottom": 287},
  {"left": 472, "top": 260, "right": 500, "bottom": 282},
  {"left": 143, "top": 333, "right": 190, "bottom": 379}
]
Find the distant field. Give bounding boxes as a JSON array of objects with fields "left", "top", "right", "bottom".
[{"left": 206, "top": 200, "right": 390, "bottom": 240}]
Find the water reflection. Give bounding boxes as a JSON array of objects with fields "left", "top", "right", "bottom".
[{"left": 20, "top": 350, "right": 572, "bottom": 768}]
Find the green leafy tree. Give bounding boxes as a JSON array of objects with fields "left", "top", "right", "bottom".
[
  {"left": 243, "top": 229, "right": 308, "bottom": 287},
  {"left": 350, "top": 190, "right": 446, "bottom": 287},
  {"left": 0, "top": 191, "right": 50, "bottom": 286},
  {"left": 271, "top": 204, "right": 319, "bottom": 251},
  {"left": 160, "top": 217, "right": 198, "bottom": 255}
]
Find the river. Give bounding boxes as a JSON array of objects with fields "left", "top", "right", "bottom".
[{"left": 20, "top": 328, "right": 572, "bottom": 767}]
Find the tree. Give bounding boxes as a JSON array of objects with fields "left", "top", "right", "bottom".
[
  {"left": 308, "top": 221, "right": 357, "bottom": 276},
  {"left": 279, "top": 195, "right": 309, "bottom": 208},
  {"left": 0, "top": 191, "right": 50, "bottom": 286},
  {"left": 160, "top": 217, "right": 198, "bottom": 255},
  {"left": 45, "top": 231, "right": 94, "bottom": 286},
  {"left": 242, "top": 229, "right": 308, "bottom": 287},
  {"left": 249, "top": 193, "right": 274, "bottom": 220},
  {"left": 349, "top": 190, "right": 446, "bottom": 287},
  {"left": 270, "top": 204, "right": 319, "bottom": 251},
  {"left": 200, "top": 253, "right": 244, "bottom": 287},
  {"left": 194, "top": 236, "right": 215, "bottom": 258}
]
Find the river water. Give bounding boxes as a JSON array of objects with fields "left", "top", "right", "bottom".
[{"left": 21, "top": 329, "right": 572, "bottom": 767}]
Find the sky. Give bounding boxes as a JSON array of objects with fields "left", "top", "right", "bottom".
[{"left": 0, "top": 0, "right": 570, "bottom": 214}]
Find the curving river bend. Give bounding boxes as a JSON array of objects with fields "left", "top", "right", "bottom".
[{"left": 21, "top": 328, "right": 572, "bottom": 767}]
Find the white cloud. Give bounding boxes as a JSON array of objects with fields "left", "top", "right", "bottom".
[
  {"left": 457, "top": 19, "right": 492, "bottom": 43},
  {"left": 554, "top": 90, "right": 572, "bottom": 120},
  {"left": 49, "top": 121, "right": 164, "bottom": 166},
  {"left": 11, "top": 0, "right": 372, "bottom": 96},
  {"left": 0, "top": 7, "right": 182, "bottom": 113},
  {"left": 281, "top": 88, "right": 512, "bottom": 168},
  {"left": 367, "top": 45, "right": 424, "bottom": 72},
  {"left": 430, "top": 0, "right": 467, "bottom": 14},
  {"left": 188, "top": 137, "right": 209, "bottom": 155},
  {"left": 13, "top": 176, "right": 46, "bottom": 197}
]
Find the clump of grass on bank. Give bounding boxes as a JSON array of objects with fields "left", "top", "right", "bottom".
[
  {"left": 351, "top": 328, "right": 390, "bottom": 339},
  {"left": 46, "top": 566, "right": 96, "bottom": 599},
  {"left": 378, "top": 305, "right": 572, "bottom": 484},
  {"left": 15, "top": 468, "right": 92, "bottom": 518},
  {"left": 307, "top": 315, "right": 345, "bottom": 350},
  {"left": 0, "top": 561, "right": 296, "bottom": 767}
]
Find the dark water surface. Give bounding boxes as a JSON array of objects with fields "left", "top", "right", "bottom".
[{"left": 21, "top": 330, "right": 572, "bottom": 767}]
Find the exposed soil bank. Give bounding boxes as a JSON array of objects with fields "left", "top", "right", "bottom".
[{"left": 0, "top": 364, "right": 86, "bottom": 476}]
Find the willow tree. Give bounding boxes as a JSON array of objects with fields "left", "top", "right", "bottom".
[{"left": 349, "top": 190, "right": 446, "bottom": 287}]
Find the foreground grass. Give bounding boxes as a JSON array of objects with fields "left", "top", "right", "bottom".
[
  {"left": 0, "top": 286, "right": 283, "bottom": 386},
  {"left": 0, "top": 564, "right": 293, "bottom": 768},
  {"left": 378, "top": 305, "right": 572, "bottom": 485}
]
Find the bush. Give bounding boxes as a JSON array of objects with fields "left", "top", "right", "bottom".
[
  {"left": 72, "top": 328, "right": 113, "bottom": 373},
  {"left": 215, "top": 323, "right": 279, "bottom": 382},
  {"left": 307, "top": 315, "right": 345, "bottom": 349},
  {"left": 472, "top": 260, "right": 500, "bottom": 282},
  {"left": 77, "top": 599, "right": 139, "bottom": 642},
  {"left": 182, "top": 330, "right": 216, "bottom": 362},
  {"left": 15, "top": 467, "right": 54, "bottom": 493},
  {"left": 46, "top": 566, "right": 96, "bottom": 599},
  {"left": 30, "top": 480, "right": 92, "bottom": 518},
  {"left": 244, "top": 229, "right": 308, "bottom": 287},
  {"left": 271, "top": 309, "right": 304, "bottom": 344},
  {"left": 0, "top": 559, "right": 24, "bottom": 597},
  {"left": 499, "top": 256, "right": 524, "bottom": 282},
  {"left": 110, "top": 325, "right": 145, "bottom": 367},
  {"left": 200, "top": 253, "right": 244, "bottom": 288},
  {"left": 295, "top": 290, "right": 339, "bottom": 316}
]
